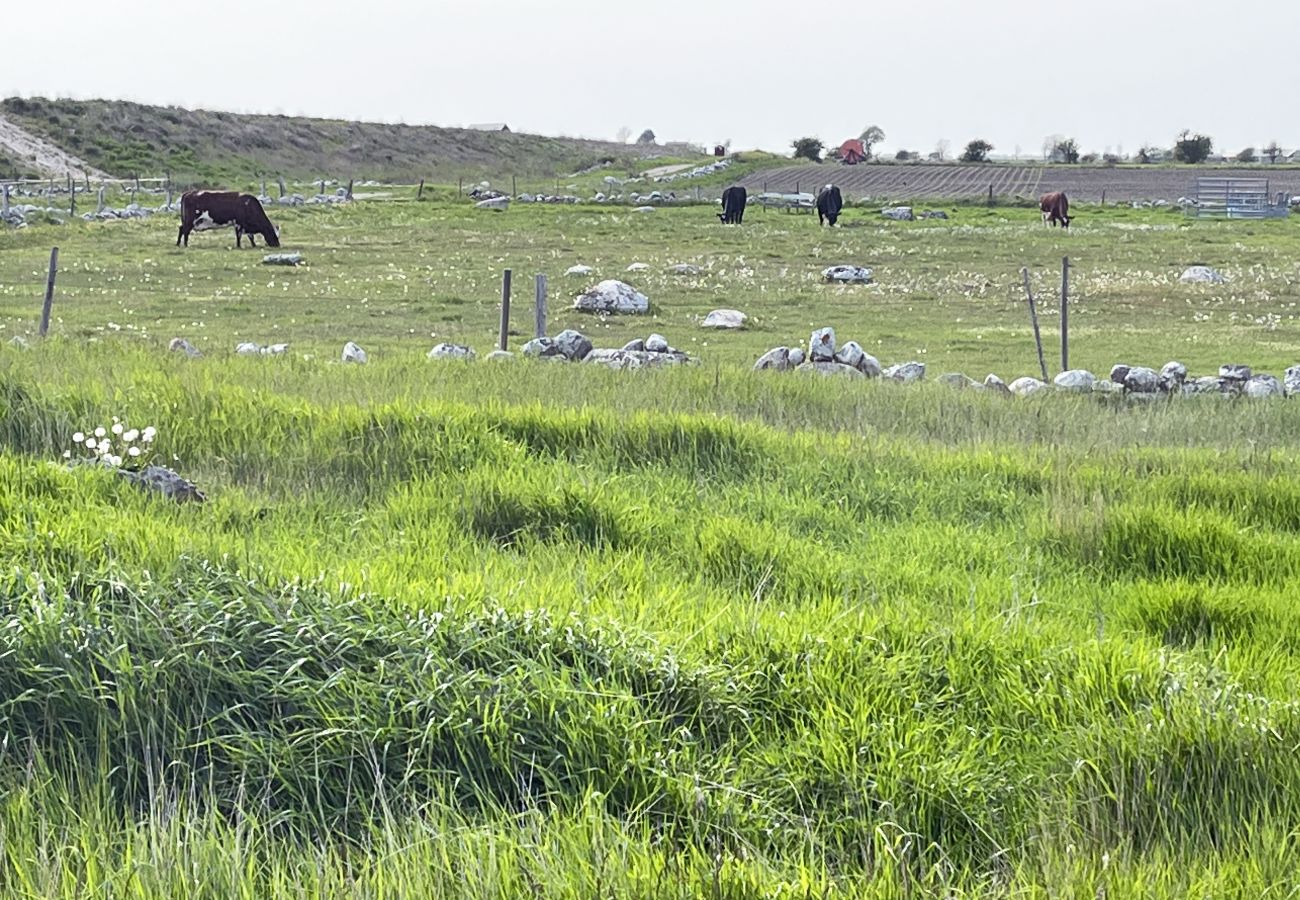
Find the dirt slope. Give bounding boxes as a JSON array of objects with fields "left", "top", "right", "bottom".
[{"left": 0, "top": 113, "right": 110, "bottom": 178}]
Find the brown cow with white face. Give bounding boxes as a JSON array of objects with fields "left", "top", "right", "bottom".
[
  {"left": 177, "top": 191, "right": 281, "bottom": 248},
  {"left": 1040, "top": 191, "right": 1071, "bottom": 228}
]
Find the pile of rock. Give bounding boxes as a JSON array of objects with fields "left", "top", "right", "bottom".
[
  {"left": 235, "top": 341, "right": 289, "bottom": 356},
  {"left": 523, "top": 329, "right": 692, "bottom": 369},
  {"left": 947, "top": 362, "right": 1300, "bottom": 401},
  {"left": 754, "top": 327, "right": 925, "bottom": 382},
  {"left": 428, "top": 343, "right": 475, "bottom": 360}
]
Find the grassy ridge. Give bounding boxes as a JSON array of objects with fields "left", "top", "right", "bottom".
[
  {"left": 0, "top": 97, "right": 699, "bottom": 185},
  {"left": 1, "top": 348, "right": 1300, "bottom": 894}
]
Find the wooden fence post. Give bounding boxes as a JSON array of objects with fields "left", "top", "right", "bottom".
[
  {"left": 1021, "top": 267, "right": 1049, "bottom": 382},
  {"left": 278, "top": 176, "right": 286, "bottom": 198},
  {"left": 534, "top": 273, "right": 547, "bottom": 338},
  {"left": 988, "top": 184, "right": 994, "bottom": 207},
  {"left": 39, "top": 247, "right": 59, "bottom": 337},
  {"left": 511, "top": 175, "right": 517, "bottom": 197},
  {"left": 1060, "top": 256, "right": 1070, "bottom": 372},
  {"left": 417, "top": 179, "right": 425, "bottom": 201},
  {"left": 318, "top": 178, "right": 325, "bottom": 196},
  {"left": 498, "top": 269, "right": 512, "bottom": 352},
  {"left": 97, "top": 186, "right": 105, "bottom": 213},
  {"left": 1, "top": 183, "right": 8, "bottom": 218},
  {"left": 346, "top": 179, "right": 354, "bottom": 200},
  {"left": 68, "top": 188, "right": 75, "bottom": 216}
]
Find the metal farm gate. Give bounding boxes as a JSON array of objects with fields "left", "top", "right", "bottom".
[{"left": 1190, "top": 177, "right": 1290, "bottom": 219}]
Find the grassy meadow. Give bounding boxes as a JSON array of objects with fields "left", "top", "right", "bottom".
[{"left": 1, "top": 199, "right": 1300, "bottom": 897}]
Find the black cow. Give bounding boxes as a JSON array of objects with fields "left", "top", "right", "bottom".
[
  {"left": 718, "top": 186, "right": 747, "bottom": 224},
  {"left": 816, "top": 184, "right": 843, "bottom": 226},
  {"left": 177, "top": 191, "right": 281, "bottom": 248}
]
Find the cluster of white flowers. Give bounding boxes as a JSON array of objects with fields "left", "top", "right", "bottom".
[{"left": 65, "top": 417, "right": 157, "bottom": 469}]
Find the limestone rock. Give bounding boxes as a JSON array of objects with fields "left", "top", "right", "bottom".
[
  {"left": 883, "top": 362, "right": 926, "bottom": 384},
  {"left": 669, "top": 264, "right": 702, "bottom": 276},
  {"left": 809, "top": 327, "right": 837, "bottom": 362},
  {"left": 475, "top": 197, "right": 510, "bottom": 211},
  {"left": 342, "top": 341, "right": 368, "bottom": 364},
  {"left": 1009, "top": 376, "right": 1050, "bottom": 397},
  {"left": 485, "top": 350, "right": 515, "bottom": 361},
  {"left": 1159, "top": 361, "right": 1187, "bottom": 392},
  {"left": 1109, "top": 364, "right": 1132, "bottom": 384},
  {"left": 701, "top": 309, "right": 747, "bottom": 329},
  {"left": 1285, "top": 366, "right": 1300, "bottom": 397},
  {"left": 1123, "top": 367, "right": 1160, "bottom": 393},
  {"left": 262, "top": 252, "right": 303, "bottom": 266},
  {"left": 117, "top": 464, "right": 206, "bottom": 504},
  {"left": 168, "top": 337, "right": 201, "bottom": 358},
  {"left": 236, "top": 341, "right": 261, "bottom": 356},
  {"left": 1219, "top": 364, "right": 1252, "bottom": 383},
  {"left": 554, "top": 329, "right": 593, "bottom": 361},
  {"left": 938, "top": 372, "right": 980, "bottom": 390},
  {"left": 428, "top": 343, "right": 476, "bottom": 361},
  {"left": 789, "top": 348, "right": 806, "bottom": 367},
  {"left": 1054, "top": 369, "right": 1097, "bottom": 393},
  {"left": 1245, "top": 374, "right": 1284, "bottom": 398},
  {"left": 754, "top": 347, "right": 793, "bottom": 371},
  {"left": 882, "top": 206, "right": 915, "bottom": 221},
  {"left": 626, "top": 262, "right": 650, "bottom": 272},
  {"left": 645, "top": 333, "right": 670, "bottom": 353},
  {"left": 522, "top": 337, "right": 564, "bottom": 359},
  {"left": 983, "top": 374, "right": 1012, "bottom": 396},
  {"left": 822, "top": 265, "right": 874, "bottom": 284},
  {"left": 584, "top": 348, "right": 690, "bottom": 369},
  {"left": 573, "top": 280, "right": 649, "bottom": 315},
  {"left": 1180, "top": 266, "right": 1226, "bottom": 284},
  {"left": 565, "top": 265, "right": 594, "bottom": 277},
  {"left": 621, "top": 338, "right": 646, "bottom": 352},
  {"left": 796, "top": 361, "right": 866, "bottom": 379}
]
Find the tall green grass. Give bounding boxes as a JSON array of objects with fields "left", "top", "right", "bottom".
[{"left": 1, "top": 347, "right": 1300, "bottom": 895}]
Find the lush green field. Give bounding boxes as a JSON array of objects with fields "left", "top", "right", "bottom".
[
  {"left": 2, "top": 202, "right": 1300, "bottom": 897},
  {"left": 3, "top": 200, "right": 1299, "bottom": 381}
]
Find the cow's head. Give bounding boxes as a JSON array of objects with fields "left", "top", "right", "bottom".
[{"left": 266, "top": 225, "right": 281, "bottom": 248}]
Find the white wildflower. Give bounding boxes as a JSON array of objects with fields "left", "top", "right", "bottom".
[
  {"left": 111, "top": 423, "right": 124, "bottom": 435},
  {"left": 123, "top": 429, "right": 139, "bottom": 442},
  {"left": 128, "top": 447, "right": 141, "bottom": 458},
  {"left": 94, "top": 427, "right": 106, "bottom": 438},
  {"left": 72, "top": 432, "right": 84, "bottom": 443},
  {"left": 85, "top": 438, "right": 97, "bottom": 450}
]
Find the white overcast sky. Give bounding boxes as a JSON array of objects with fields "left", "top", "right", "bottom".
[{"left": 6, "top": 0, "right": 1297, "bottom": 157}]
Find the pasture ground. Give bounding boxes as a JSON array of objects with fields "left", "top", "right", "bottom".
[{"left": 1, "top": 200, "right": 1300, "bottom": 897}]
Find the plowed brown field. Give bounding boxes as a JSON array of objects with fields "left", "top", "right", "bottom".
[{"left": 737, "top": 163, "right": 1300, "bottom": 203}]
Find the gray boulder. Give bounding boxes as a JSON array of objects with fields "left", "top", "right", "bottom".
[
  {"left": 1159, "top": 361, "right": 1187, "bottom": 392},
  {"left": 522, "top": 337, "right": 564, "bottom": 358},
  {"left": 796, "top": 361, "right": 866, "bottom": 379},
  {"left": 1184, "top": 377, "right": 1222, "bottom": 396},
  {"left": 983, "top": 374, "right": 1012, "bottom": 396},
  {"left": 1054, "top": 369, "right": 1097, "bottom": 393},
  {"left": 584, "top": 349, "right": 690, "bottom": 369},
  {"left": 428, "top": 343, "right": 476, "bottom": 361},
  {"left": 565, "top": 264, "right": 594, "bottom": 276},
  {"left": 822, "top": 265, "right": 873, "bottom": 284},
  {"left": 573, "top": 280, "right": 649, "bottom": 315},
  {"left": 789, "top": 348, "right": 807, "bottom": 366},
  {"left": 1180, "top": 266, "right": 1226, "bottom": 284},
  {"left": 881, "top": 206, "right": 914, "bottom": 221},
  {"left": 262, "top": 252, "right": 303, "bottom": 266},
  {"left": 883, "top": 362, "right": 926, "bottom": 384},
  {"left": 938, "top": 372, "right": 980, "bottom": 390},
  {"left": 1094, "top": 379, "right": 1125, "bottom": 396},
  {"left": 485, "top": 350, "right": 515, "bottom": 361},
  {"left": 1219, "top": 364, "right": 1252, "bottom": 383},
  {"left": 1109, "top": 364, "right": 1132, "bottom": 384},
  {"left": 621, "top": 338, "right": 646, "bottom": 352},
  {"left": 754, "top": 347, "right": 793, "bottom": 371},
  {"left": 645, "top": 333, "right": 670, "bottom": 353},
  {"left": 554, "top": 329, "right": 594, "bottom": 361},
  {"left": 342, "top": 341, "right": 367, "bottom": 364},
  {"left": 168, "top": 337, "right": 201, "bottom": 358},
  {"left": 809, "top": 327, "right": 837, "bottom": 362},
  {"left": 475, "top": 197, "right": 510, "bottom": 211},
  {"left": 701, "top": 309, "right": 747, "bottom": 329},
  {"left": 669, "top": 264, "right": 702, "bottom": 276},
  {"left": 1123, "top": 367, "right": 1160, "bottom": 393},
  {"left": 1245, "top": 375, "right": 1284, "bottom": 398},
  {"left": 1285, "top": 366, "right": 1300, "bottom": 397},
  {"left": 235, "top": 341, "right": 261, "bottom": 356},
  {"left": 1009, "top": 376, "right": 1050, "bottom": 397}
]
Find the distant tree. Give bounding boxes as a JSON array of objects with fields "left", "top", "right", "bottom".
[
  {"left": 1136, "top": 145, "right": 1162, "bottom": 164},
  {"left": 1264, "top": 141, "right": 1283, "bottom": 164},
  {"left": 1236, "top": 147, "right": 1258, "bottom": 163},
  {"left": 791, "top": 137, "right": 824, "bottom": 162},
  {"left": 934, "top": 138, "right": 950, "bottom": 161},
  {"left": 1102, "top": 153, "right": 1122, "bottom": 166},
  {"left": 960, "top": 139, "right": 994, "bottom": 163},
  {"left": 1080, "top": 153, "right": 1099, "bottom": 164},
  {"left": 859, "top": 125, "right": 886, "bottom": 160},
  {"left": 636, "top": 129, "right": 656, "bottom": 145},
  {"left": 615, "top": 126, "right": 631, "bottom": 143},
  {"left": 1173, "top": 131, "right": 1213, "bottom": 164},
  {"left": 1042, "top": 134, "right": 1064, "bottom": 161},
  {"left": 1054, "top": 138, "right": 1080, "bottom": 164},
  {"left": 894, "top": 149, "right": 916, "bottom": 161}
]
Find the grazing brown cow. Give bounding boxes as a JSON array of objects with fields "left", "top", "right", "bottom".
[
  {"left": 177, "top": 191, "right": 281, "bottom": 248},
  {"left": 1040, "top": 191, "right": 1071, "bottom": 228}
]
